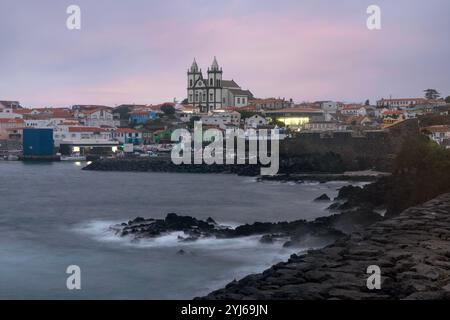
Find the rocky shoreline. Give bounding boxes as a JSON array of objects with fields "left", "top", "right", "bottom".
[
  {"left": 199, "top": 193, "right": 450, "bottom": 300},
  {"left": 109, "top": 206, "right": 381, "bottom": 250}
]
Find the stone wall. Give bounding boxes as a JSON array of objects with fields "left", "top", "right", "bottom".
[{"left": 281, "top": 119, "right": 419, "bottom": 171}]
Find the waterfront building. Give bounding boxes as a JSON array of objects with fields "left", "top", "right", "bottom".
[
  {"left": 22, "top": 128, "right": 54, "bottom": 157},
  {"left": 264, "top": 108, "right": 325, "bottom": 127},
  {"left": 0, "top": 118, "right": 25, "bottom": 139},
  {"left": 112, "top": 128, "right": 143, "bottom": 145}
]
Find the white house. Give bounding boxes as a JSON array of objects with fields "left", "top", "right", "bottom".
[
  {"left": 200, "top": 111, "right": 241, "bottom": 129},
  {"left": 245, "top": 115, "right": 268, "bottom": 128},
  {"left": 303, "top": 121, "right": 348, "bottom": 132},
  {"left": 376, "top": 98, "right": 428, "bottom": 109},
  {"left": 53, "top": 126, "right": 112, "bottom": 147},
  {"left": 320, "top": 101, "right": 339, "bottom": 112},
  {"left": 0, "top": 106, "right": 23, "bottom": 119},
  {"left": 112, "top": 128, "right": 143, "bottom": 144},
  {"left": 341, "top": 105, "right": 367, "bottom": 116},
  {"left": 424, "top": 125, "right": 450, "bottom": 147},
  {"left": 77, "top": 108, "right": 118, "bottom": 127}
]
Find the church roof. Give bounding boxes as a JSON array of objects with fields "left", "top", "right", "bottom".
[
  {"left": 221, "top": 80, "right": 240, "bottom": 89},
  {"left": 228, "top": 89, "right": 254, "bottom": 99}
]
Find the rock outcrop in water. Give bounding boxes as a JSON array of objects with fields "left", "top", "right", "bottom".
[
  {"left": 200, "top": 193, "right": 450, "bottom": 300},
  {"left": 111, "top": 196, "right": 382, "bottom": 249}
]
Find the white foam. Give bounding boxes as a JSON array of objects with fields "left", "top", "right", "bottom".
[{"left": 71, "top": 220, "right": 298, "bottom": 253}]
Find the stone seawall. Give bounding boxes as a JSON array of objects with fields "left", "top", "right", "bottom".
[
  {"left": 281, "top": 119, "right": 420, "bottom": 171},
  {"left": 201, "top": 193, "right": 450, "bottom": 300}
]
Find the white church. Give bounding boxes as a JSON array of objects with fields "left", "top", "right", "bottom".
[{"left": 187, "top": 57, "right": 254, "bottom": 113}]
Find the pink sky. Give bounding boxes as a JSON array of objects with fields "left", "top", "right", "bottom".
[{"left": 0, "top": 0, "right": 449, "bottom": 107}]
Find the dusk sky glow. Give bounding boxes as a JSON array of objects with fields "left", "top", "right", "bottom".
[{"left": 1, "top": 0, "right": 449, "bottom": 107}]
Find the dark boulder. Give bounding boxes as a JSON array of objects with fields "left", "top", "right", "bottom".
[{"left": 314, "top": 194, "right": 331, "bottom": 201}]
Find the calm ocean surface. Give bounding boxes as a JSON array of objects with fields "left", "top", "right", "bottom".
[{"left": 0, "top": 161, "right": 354, "bottom": 299}]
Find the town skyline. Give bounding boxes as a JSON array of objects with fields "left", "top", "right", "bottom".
[{"left": 1, "top": 0, "right": 449, "bottom": 107}]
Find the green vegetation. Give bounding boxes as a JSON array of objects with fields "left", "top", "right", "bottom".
[
  {"left": 236, "top": 110, "right": 259, "bottom": 119},
  {"left": 161, "top": 104, "right": 176, "bottom": 115},
  {"left": 267, "top": 117, "right": 285, "bottom": 127},
  {"left": 114, "top": 105, "right": 132, "bottom": 120},
  {"left": 386, "top": 135, "right": 450, "bottom": 214},
  {"left": 188, "top": 115, "right": 201, "bottom": 129},
  {"left": 343, "top": 136, "right": 450, "bottom": 217},
  {"left": 424, "top": 88, "right": 441, "bottom": 100}
]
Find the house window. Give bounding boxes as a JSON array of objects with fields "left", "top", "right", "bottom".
[
  {"left": 210, "top": 79, "right": 213, "bottom": 86},
  {"left": 210, "top": 93, "right": 213, "bottom": 101},
  {"left": 237, "top": 98, "right": 241, "bottom": 104},
  {"left": 217, "top": 79, "right": 221, "bottom": 86}
]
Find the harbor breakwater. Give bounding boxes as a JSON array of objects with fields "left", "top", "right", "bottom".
[
  {"left": 82, "top": 153, "right": 368, "bottom": 178},
  {"left": 200, "top": 193, "right": 450, "bottom": 300}
]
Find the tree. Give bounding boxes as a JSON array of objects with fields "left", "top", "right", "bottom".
[
  {"left": 181, "top": 98, "right": 189, "bottom": 105},
  {"left": 160, "top": 104, "right": 175, "bottom": 115},
  {"left": 188, "top": 115, "right": 201, "bottom": 129},
  {"left": 268, "top": 117, "right": 285, "bottom": 127},
  {"left": 364, "top": 99, "right": 370, "bottom": 106},
  {"left": 236, "top": 110, "right": 259, "bottom": 119},
  {"left": 114, "top": 105, "right": 131, "bottom": 120},
  {"left": 386, "top": 135, "right": 450, "bottom": 215},
  {"left": 424, "top": 89, "right": 440, "bottom": 100}
]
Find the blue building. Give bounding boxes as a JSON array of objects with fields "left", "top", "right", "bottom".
[
  {"left": 129, "top": 110, "right": 158, "bottom": 125},
  {"left": 22, "top": 128, "right": 54, "bottom": 156}
]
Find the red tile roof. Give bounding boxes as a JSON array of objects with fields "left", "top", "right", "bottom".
[
  {"left": 12, "top": 109, "right": 33, "bottom": 114},
  {"left": 265, "top": 107, "right": 323, "bottom": 114},
  {"left": 425, "top": 125, "right": 450, "bottom": 133},
  {"left": 0, "top": 118, "right": 25, "bottom": 123},
  {"left": 68, "top": 126, "right": 107, "bottom": 132},
  {"left": 382, "top": 110, "right": 405, "bottom": 115},
  {"left": 114, "top": 128, "right": 140, "bottom": 134},
  {"left": 129, "top": 110, "right": 150, "bottom": 115}
]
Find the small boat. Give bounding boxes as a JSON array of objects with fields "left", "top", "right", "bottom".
[
  {"left": 7, "top": 155, "right": 19, "bottom": 161},
  {"left": 156, "top": 144, "right": 173, "bottom": 152},
  {"left": 60, "top": 155, "right": 87, "bottom": 161}
]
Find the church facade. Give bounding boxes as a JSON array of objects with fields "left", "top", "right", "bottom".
[{"left": 187, "top": 57, "right": 253, "bottom": 113}]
